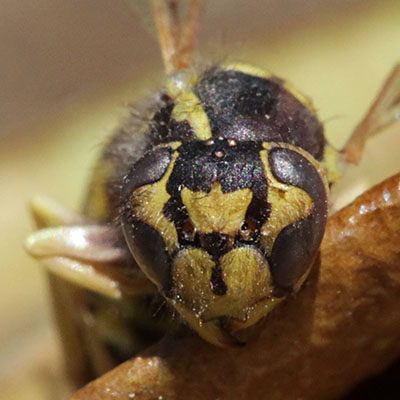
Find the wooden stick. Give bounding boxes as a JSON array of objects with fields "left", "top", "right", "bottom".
[{"left": 70, "top": 173, "right": 400, "bottom": 400}]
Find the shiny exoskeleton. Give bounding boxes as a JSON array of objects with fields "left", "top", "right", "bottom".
[{"left": 85, "top": 63, "right": 334, "bottom": 347}]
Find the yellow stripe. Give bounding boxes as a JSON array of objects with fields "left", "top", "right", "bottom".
[
  {"left": 259, "top": 144, "right": 315, "bottom": 255},
  {"left": 221, "top": 62, "right": 272, "bottom": 78},
  {"left": 261, "top": 142, "right": 329, "bottom": 193},
  {"left": 166, "top": 72, "right": 212, "bottom": 141},
  {"left": 181, "top": 183, "right": 253, "bottom": 235},
  {"left": 171, "top": 90, "right": 212, "bottom": 140},
  {"left": 130, "top": 151, "right": 180, "bottom": 253}
]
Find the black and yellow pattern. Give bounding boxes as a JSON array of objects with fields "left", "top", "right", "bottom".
[
  {"left": 88, "top": 63, "right": 335, "bottom": 346},
  {"left": 26, "top": 61, "right": 337, "bottom": 367}
]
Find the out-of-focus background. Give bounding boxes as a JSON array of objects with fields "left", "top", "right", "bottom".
[{"left": 1, "top": 0, "right": 399, "bottom": 399}]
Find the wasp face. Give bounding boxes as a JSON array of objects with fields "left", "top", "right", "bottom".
[
  {"left": 121, "top": 141, "right": 328, "bottom": 346},
  {"left": 121, "top": 65, "right": 330, "bottom": 346}
]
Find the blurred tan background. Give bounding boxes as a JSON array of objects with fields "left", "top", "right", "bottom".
[{"left": 1, "top": 0, "right": 399, "bottom": 399}]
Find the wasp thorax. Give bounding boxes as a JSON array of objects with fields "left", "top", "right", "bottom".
[{"left": 120, "top": 64, "right": 329, "bottom": 346}]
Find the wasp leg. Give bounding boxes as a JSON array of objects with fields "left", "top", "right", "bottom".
[
  {"left": 30, "top": 194, "right": 89, "bottom": 228},
  {"left": 342, "top": 64, "right": 400, "bottom": 164},
  {"left": 27, "top": 197, "right": 157, "bottom": 299},
  {"left": 27, "top": 196, "right": 162, "bottom": 386}
]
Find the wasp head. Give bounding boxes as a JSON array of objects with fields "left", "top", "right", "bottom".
[
  {"left": 121, "top": 65, "right": 329, "bottom": 346},
  {"left": 121, "top": 139, "right": 328, "bottom": 346}
]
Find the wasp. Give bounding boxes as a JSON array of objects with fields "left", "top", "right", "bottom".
[{"left": 25, "top": 0, "right": 400, "bottom": 389}]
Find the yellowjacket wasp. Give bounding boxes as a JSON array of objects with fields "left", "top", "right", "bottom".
[{"left": 25, "top": 0, "right": 400, "bottom": 392}]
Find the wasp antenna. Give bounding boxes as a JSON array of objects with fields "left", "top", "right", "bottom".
[
  {"left": 152, "top": 0, "right": 180, "bottom": 74},
  {"left": 342, "top": 64, "right": 400, "bottom": 164},
  {"left": 152, "top": 0, "right": 204, "bottom": 74},
  {"left": 178, "top": 0, "right": 205, "bottom": 69}
]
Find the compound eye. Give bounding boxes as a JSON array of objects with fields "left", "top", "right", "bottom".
[
  {"left": 122, "top": 220, "right": 172, "bottom": 291},
  {"left": 267, "top": 147, "right": 328, "bottom": 290},
  {"left": 121, "top": 146, "right": 173, "bottom": 200},
  {"left": 239, "top": 218, "right": 258, "bottom": 243},
  {"left": 121, "top": 146, "right": 175, "bottom": 291}
]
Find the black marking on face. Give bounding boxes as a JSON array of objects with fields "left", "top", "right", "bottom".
[
  {"left": 166, "top": 139, "right": 265, "bottom": 195},
  {"left": 210, "top": 263, "right": 228, "bottom": 296},
  {"left": 242, "top": 170, "right": 271, "bottom": 242},
  {"left": 199, "top": 233, "right": 233, "bottom": 258},
  {"left": 162, "top": 139, "right": 271, "bottom": 259},
  {"left": 149, "top": 94, "right": 197, "bottom": 142},
  {"left": 163, "top": 196, "right": 202, "bottom": 248},
  {"left": 245, "top": 197, "right": 271, "bottom": 229},
  {"left": 121, "top": 146, "right": 173, "bottom": 202},
  {"left": 161, "top": 139, "right": 272, "bottom": 263},
  {"left": 163, "top": 197, "right": 188, "bottom": 226},
  {"left": 267, "top": 147, "right": 328, "bottom": 289},
  {"left": 194, "top": 68, "right": 325, "bottom": 160},
  {"left": 122, "top": 219, "right": 172, "bottom": 292}
]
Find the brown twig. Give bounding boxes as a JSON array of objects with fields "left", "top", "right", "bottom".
[{"left": 70, "top": 173, "right": 400, "bottom": 400}]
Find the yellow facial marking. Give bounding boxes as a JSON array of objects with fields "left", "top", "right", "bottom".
[
  {"left": 171, "top": 90, "right": 212, "bottom": 140},
  {"left": 261, "top": 142, "right": 329, "bottom": 192},
  {"left": 181, "top": 183, "right": 253, "bottom": 235},
  {"left": 215, "top": 248, "right": 272, "bottom": 320},
  {"left": 160, "top": 140, "right": 182, "bottom": 151},
  {"left": 130, "top": 152, "right": 179, "bottom": 253},
  {"left": 172, "top": 248, "right": 215, "bottom": 314},
  {"left": 229, "top": 294, "right": 284, "bottom": 332},
  {"left": 222, "top": 62, "right": 272, "bottom": 79},
  {"left": 172, "top": 247, "right": 272, "bottom": 324},
  {"left": 259, "top": 149, "right": 314, "bottom": 255},
  {"left": 261, "top": 186, "right": 313, "bottom": 255}
]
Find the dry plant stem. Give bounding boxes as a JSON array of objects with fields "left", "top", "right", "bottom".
[
  {"left": 71, "top": 173, "right": 400, "bottom": 400},
  {"left": 342, "top": 64, "right": 400, "bottom": 164}
]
